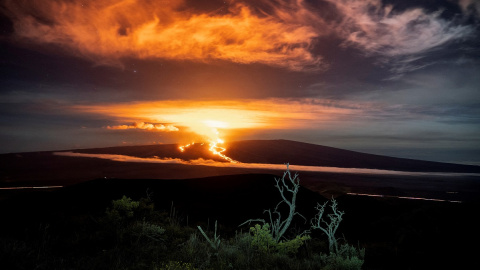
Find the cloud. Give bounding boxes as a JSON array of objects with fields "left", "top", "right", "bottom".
[
  {"left": 71, "top": 98, "right": 377, "bottom": 145},
  {"left": 327, "top": 0, "right": 473, "bottom": 56},
  {"left": 75, "top": 97, "right": 479, "bottom": 135},
  {"left": 71, "top": 97, "right": 480, "bottom": 150},
  {"left": 458, "top": 0, "right": 480, "bottom": 17},
  {"left": 2, "top": 0, "right": 325, "bottom": 71},
  {"left": 324, "top": 0, "right": 474, "bottom": 75},
  {"left": 1, "top": 0, "right": 476, "bottom": 76},
  {"left": 72, "top": 98, "right": 361, "bottom": 132},
  {"left": 107, "top": 122, "right": 179, "bottom": 131}
]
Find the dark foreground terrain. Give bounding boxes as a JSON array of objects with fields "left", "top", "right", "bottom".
[
  {"left": 1, "top": 174, "right": 479, "bottom": 270},
  {"left": 1, "top": 140, "right": 479, "bottom": 269}
]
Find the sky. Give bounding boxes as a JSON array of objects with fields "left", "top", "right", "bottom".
[{"left": 0, "top": 0, "right": 479, "bottom": 165}]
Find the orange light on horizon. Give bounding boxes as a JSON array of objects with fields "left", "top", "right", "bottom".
[
  {"left": 73, "top": 98, "right": 360, "bottom": 160},
  {"left": 73, "top": 99, "right": 358, "bottom": 138},
  {"left": 203, "top": 120, "right": 228, "bottom": 129}
]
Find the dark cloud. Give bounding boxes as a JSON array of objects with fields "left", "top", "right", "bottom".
[{"left": 320, "top": 0, "right": 477, "bottom": 79}]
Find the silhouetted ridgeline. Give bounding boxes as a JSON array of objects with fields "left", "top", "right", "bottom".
[
  {"left": 225, "top": 140, "right": 480, "bottom": 173},
  {"left": 66, "top": 139, "right": 480, "bottom": 172}
]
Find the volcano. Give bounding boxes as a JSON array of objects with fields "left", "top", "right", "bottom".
[
  {"left": 1, "top": 140, "right": 479, "bottom": 270},
  {"left": 1, "top": 139, "right": 479, "bottom": 202},
  {"left": 52, "top": 139, "right": 480, "bottom": 173}
]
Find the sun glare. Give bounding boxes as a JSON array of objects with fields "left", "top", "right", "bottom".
[
  {"left": 72, "top": 98, "right": 359, "bottom": 163},
  {"left": 203, "top": 120, "right": 228, "bottom": 128}
]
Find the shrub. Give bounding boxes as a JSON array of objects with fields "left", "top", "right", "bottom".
[
  {"left": 132, "top": 219, "right": 165, "bottom": 242},
  {"left": 180, "top": 233, "right": 211, "bottom": 268},
  {"left": 277, "top": 234, "right": 311, "bottom": 255},
  {"left": 250, "top": 223, "right": 310, "bottom": 255},
  {"left": 311, "top": 244, "right": 365, "bottom": 270},
  {"left": 250, "top": 224, "right": 277, "bottom": 253},
  {"left": 105, "top": 195, "right": 140, "bottom": 224}
]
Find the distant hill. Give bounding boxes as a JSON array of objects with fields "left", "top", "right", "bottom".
[
  {"left": 225, "top": 140, "right": 480, "bottom": 173},
  {"left": 2, "top": 139, "right": 480, "bottom": 199},
  {"left": 69, "top": 139, "right": 480, "bottom": 173}
]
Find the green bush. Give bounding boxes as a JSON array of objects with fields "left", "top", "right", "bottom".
[
  {"left": 250, "top": 224, "right": 277, "bottom": 253},
  {"left": 132, "top": 219, "right": 165, "bottom": 242},
  {"left": 105, "top": 195, "right": 140, "bottom": 224},
  {"left": 313, "top": 244, "right": 365, "bottom": 270},
  {"left": 336, "top": 243, "right": 365, "bottom": 261},
  {"left": 249, "top": 223, "right": 310, "bottom": 255},
  {"left": 181, "top": 233, "right": 212, "bottom": 268},
  {"left": 277, "top": 234, "right": 311, "bottom": 255}
]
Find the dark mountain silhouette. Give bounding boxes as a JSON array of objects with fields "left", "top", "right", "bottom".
[
  {"left": 67, "top": 139, "right": 480, "bottom": 173},
  {"left": 225, "top": 140, "right": 480, "bottom": 173},
  {"left": 1, "top": 139, "right": 479, "bottom": 202}
]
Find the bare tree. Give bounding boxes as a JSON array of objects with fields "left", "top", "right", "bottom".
[
  {"left": 310, "top": 198, "right": 344, "bottom": 253},
  {"left": 241, "top": 163, "right": 306, "bottom": 242}
]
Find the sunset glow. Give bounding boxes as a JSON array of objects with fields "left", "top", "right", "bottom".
[
  {"left": 1, "top": 0, "right": 479, "bottom": 164},
  {"left": 74, "top": 98, "right": 357, "bottom": 132},
  {"left": 73, "top": 98, "right": 362, "bottom": 155},
  {"left": 74, "top": 98, "right": 360, "bottom": 162}
]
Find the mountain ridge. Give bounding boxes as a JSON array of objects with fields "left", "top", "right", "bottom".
[
  {"left": 225, "top": 139, "right": 480, "bottom": 173},
  {"left": 66, "top": 139, "right": 480, "bottom": 173}
]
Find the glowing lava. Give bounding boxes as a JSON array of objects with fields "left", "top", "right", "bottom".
[
  {"left": 179, "top": 142, "right": 195, "bottom": 152},
  {"left": 208, "top": 138, "right": 237, "bottom": 163},
  {"left": 178, "top": 139, "right": 237, "bottom": 163},
  {"left": 178, "top": 120, "right": 238, "bottom": 163}
]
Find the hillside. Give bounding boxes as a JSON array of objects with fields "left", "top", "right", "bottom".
[
  {"left": 225, "top": 140, "right": 480, "bottom": 173},
  {"left": 68, "top": 139, "right": 480, "bottom": 173}
]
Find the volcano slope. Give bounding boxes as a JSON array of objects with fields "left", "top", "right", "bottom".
[{"left": 1, "top": 139, "right": 479, "bottom": 202}]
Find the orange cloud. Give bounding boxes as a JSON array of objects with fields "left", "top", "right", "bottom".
[
  {"left": 3, "top": 0, "right": 325, "bottom": 71},
  {"left": 74, "top": 99, "right": 356, "bottom": 127},
  {"left": 72, "top": 98, "right": 360, "bottom": 142},
  {"left": 107, "top": 122, "right": 179, "bottom": 131}
]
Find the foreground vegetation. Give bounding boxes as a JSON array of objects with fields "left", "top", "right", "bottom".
[{"left": 0, "top": 166, "right": 364, "bottom": 270}]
